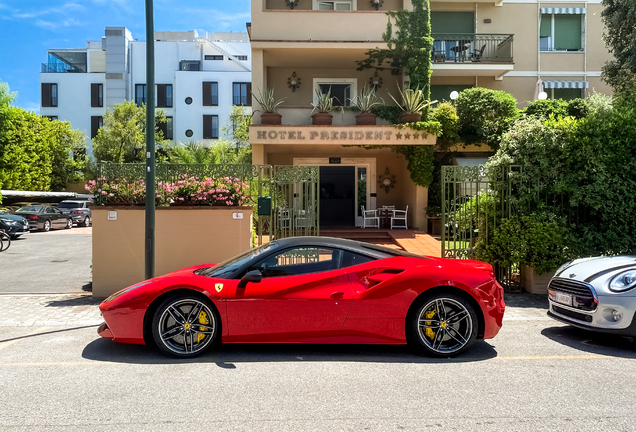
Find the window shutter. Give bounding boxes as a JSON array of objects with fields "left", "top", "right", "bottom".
[
  {"left": 540, "top": 15, "right": 552, "bottom": 38},
  {"left": 157, "top": 84, "right": 166, "bottom": 108},
  {"left": 42, "top": 83, "right": 51, "bottom": 107},
  {"left": 91, "top": 116, "right": 100, "bottom": 139},
  {"left": 91, "top": 84, "right": 99, "bottom": 107},
  {"left": 203, "top": 115, "right": 212, "bottom": 139},
  {"left": 202, "top": 82, "right": 212, "bottom": 106},
  {"left": 554, "top": 14, "right": 582, "bottom": 50},
  {"left": 246, "top": 83, "right": 252, "bottom": 106}
]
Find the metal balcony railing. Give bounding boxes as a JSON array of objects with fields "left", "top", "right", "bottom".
[{"left": 431, "top": 34, "right": 514, "bottom": 64}]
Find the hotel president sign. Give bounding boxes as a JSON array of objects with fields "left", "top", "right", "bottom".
[{"left": 250, "top": 126, "right": 436, "bottom": 146}]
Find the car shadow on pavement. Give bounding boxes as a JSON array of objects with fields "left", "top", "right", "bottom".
[
  {"left": 504, "top": 293, "right": 548, "bottom": 309},
  {"left": 82, "top": 338, "right": 498, "bottom": 366},
  {"left": 541, "top": 326, "right": 636, "bottom": 358},
  {"left": 44, "top": 296, "right": 103, "bottom": 307}
]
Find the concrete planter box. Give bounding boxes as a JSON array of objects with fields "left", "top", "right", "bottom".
[
  {"left": 92, "top": 206, "right": 253, "bottom": 297},
  {"left": 521, "top": 265, "right": 556, "bottom": 294}
]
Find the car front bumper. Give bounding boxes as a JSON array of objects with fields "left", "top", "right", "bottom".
[{"left": 548, "top": 295, "right": 636, "bottom": 336}]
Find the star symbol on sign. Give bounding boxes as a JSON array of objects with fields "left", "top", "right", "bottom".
[
  {"left": 413, "top": 133, "right": 420, "bottom": 139},
  {"left": 395, "top": 132, "right": 403, "bottom": 140},
  {"left": 404, "top": 133, "right": 411, "bottom": 139}
]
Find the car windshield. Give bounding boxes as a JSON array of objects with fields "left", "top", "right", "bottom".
[
  {"left": 16, "top": 206, "right": 43, "bottom": 213},
  {"left": 58, "top": 202, "right": 82, "bottom": 208},
  {"left": 200, "top": 242, "right": 280, "bottom": 279}
]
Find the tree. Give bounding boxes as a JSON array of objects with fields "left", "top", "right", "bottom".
[
  {"left": 47, "top": 119, "right": 88, "bottom": 190},
  {"left": 0, "top": 80, "right": 16, "bottom": 108},
  {"left": 356, "top": 0, "right": 433, "bottom": 99},
  {"left": 601, "top": 0, "right": 636, "bottom": 97},
  {"left": 92, "top": 101, "right": 168, "bottom": 163},
  {"left": 219, "top": 105, "right": 252, "bottom": 164}
]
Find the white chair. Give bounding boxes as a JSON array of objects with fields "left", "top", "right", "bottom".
[
  {"left": 361, "top": 206, "right": 379, "bottom": 228},
  {"left": 391, "top": 205, "right": 408, "bottom": 229}
]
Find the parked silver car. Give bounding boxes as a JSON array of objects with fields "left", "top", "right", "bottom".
[
  {"left": 58, "top": 200, "right": 92, "bottom": 227},
  {"left": 547, "top": 256, "right": 636, "bottom": 336}
]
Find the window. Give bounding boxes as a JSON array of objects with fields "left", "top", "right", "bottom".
[
  {"left": 185, "top": 97, "right": 193, "bottom": 105},
  {"left": 205, "top": 55, "right": 223, "bottom": 61},
  {"left": 235, "top": 55, "right": 248, "bottom": 61},
  {"left": 551, "top": 88, "right": 583, "bottom": 101},
  {"left": 202, "top": 82, "right": 219, "bottom": 106},
  {"left": 91, "top": 116, "right": 103, "bottom": 139},
  {"left": 185, "top": 129, "right": 193, "bottom": 138},
  {"left": 157, "top": 84, "right": 173, "bottom": 108},
  {"left": 319, "top": 84, "right": 351, "bottom": 106},
  {"left": 42, "top": 83, "right": 58, "bottom": 107},
  {"left": 91, "top": 83, "right": 103, "bottom": 107},
  {"left": 540, "top": 13, "right": 584, "bottom": 52},
  {"left": 430, "top": 85, "right": 473, "bottom": 102},
  {"left": 203, "top": 115, "right": 219, "bottom": 139},
  {"left": 232, "top": 82, "right": 252, "bottom": 106},
  {"left": 44, "top": 116, "right": 58, "bottom": 121},
  {"left": 135, "top": 84, "right": 146, "bottom": 106},
  {"left": 250, "top": 247, "right": 342, "bottom": 278},
  {"left": 158, "top": 116, "right": 173, "bottom": 140},
  {"left": 314, "top": 0, "right": 354, "bottom": 10},
  {"left": 341, "top": 250, "right": 374, "bottom": 268}
]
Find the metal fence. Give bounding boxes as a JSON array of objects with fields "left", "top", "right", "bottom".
[{"left": 441, "top": 165, "right": 521, "bottom": 290}]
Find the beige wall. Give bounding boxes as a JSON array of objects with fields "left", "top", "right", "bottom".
[
  {"left": 586, "top": 3, "right": 613, "bottom": 71},
  {"left": 586, "top": 76, "right": 612, "bottom": 97},
  {"left": 430, "top": 2, "right": 474, "bottom": 12},
  {"left": 541, "top": 53, "right": 586, "bottom": 71},
  {"left": 92, "top": 207, "right": 253, "bottom": 297},
  {"left": 89, "top": 51, "right": 106, "bottom": 73},
  {"left": 478, "top": 76, "right": 539, "bottom": 107}
]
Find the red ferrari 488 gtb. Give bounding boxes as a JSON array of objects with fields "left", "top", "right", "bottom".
[{"left": 98, "top": 237, "right": 505, "bottom": 358}]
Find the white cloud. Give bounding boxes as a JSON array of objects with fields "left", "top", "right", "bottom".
[
  {"left": 35, "top": 17, "right": 83, "bottom": 31},
  {"left": 13, "top": 2, "right": 85, "bottom": 19}
]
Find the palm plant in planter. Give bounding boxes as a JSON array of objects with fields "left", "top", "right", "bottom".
[
  {"left": 389, "top": 87, "right": 436, "bottom": 123},
  {"left": 310, "top": 88, "right": 342, "bottom": 126},
  {"left": 252, "top": 88, "right": 286, "bottom": 125},
  {"left": 349, "top": 86, "right": 384, "bottom": 125}
]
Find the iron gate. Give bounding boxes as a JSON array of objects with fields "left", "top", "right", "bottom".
[{"left": 441, "top": 164, "right": 521, "bottom": 290}]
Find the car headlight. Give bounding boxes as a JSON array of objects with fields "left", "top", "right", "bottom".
[
  {"left": 555, "top": 261, "right": 573, "bottom": 276},
  {"left": 609, "top": 270, "right": 636, "bottom": 292},
  {"left": 0, "top": 218, "right": 17, "bottom": 225},
  {"left": 104, "top": 282, "right": 149, "bottom": 303}
]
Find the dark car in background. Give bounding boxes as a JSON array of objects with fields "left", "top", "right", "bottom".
[
  {"left": 0, "top": 210, "right": 30, "bottom": 239},
  {"left": 15, "top": 205, "right": 73, "bottom": 232},
  {"left": 58, "top": 200, "right": 92, "bottom": 227}
]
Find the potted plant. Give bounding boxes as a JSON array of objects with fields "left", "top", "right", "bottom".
[
  {"left": 389, "top": 87, "right": 436, "bottom": 123},
  {"left": 349, "top": 86, "right": 384, "bottom": 125},
  {"left": 310, "top": 88, "right": 341, "bottom": 126},
  {"left": 252, "top": 87, "right": 286, "bottom": 125}
]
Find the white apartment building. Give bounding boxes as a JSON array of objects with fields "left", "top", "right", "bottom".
[{"left": 40, "top": 27, "right": 252, "bottom": 155}]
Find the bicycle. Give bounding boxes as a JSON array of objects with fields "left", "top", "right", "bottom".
[{"left": 0, "top": 230, "right": 10, "bottom": 252}]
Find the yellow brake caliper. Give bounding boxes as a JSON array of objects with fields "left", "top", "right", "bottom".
[
  {"left": 197, "top": 311, "right": 209, "bottom": 343},
  {"left": 424, "top": 309, "right": 436, "bottom": 340}
]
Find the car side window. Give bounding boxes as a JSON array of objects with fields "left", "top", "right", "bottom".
[
  {"left": 45, "top": 207, "right": 55, "bottom": 214},
  {"left": 341, "top": 250, "right": 375, "bottom": 269},
  {"left": 251, "top": 247, "right": 342, "bottom": 278}
]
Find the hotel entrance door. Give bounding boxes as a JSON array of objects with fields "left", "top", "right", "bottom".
[{"left": 319, "top": 166, "right": 355, "bottom": 227}]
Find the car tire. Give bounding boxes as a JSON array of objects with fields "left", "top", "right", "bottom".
[
  {"left": 152, "top": 293, "right": 219, "bottom": 358},
  {"left": 65, "top": 219, "right": 73, "bottom": 229},
  {"left": 10, "top": 235, "right": 20, "bottom": 240},
  {"left": 409, "top": 293, "right": 478, "bottom": 357},
  {"left": 42, "top": 220, "right": 51, "bottom": 232},
  {"left": 83, "top": 216, "right": 91, "bottom": 227}
]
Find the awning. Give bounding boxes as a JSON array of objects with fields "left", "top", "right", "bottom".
[
  {"left": 0, "top": 190, "right": 78, "bottom": 198},
  {"left": 541, "top": 7, "right": 586, "bottom": 14},
  {"left": 543, "top": 80, "right": 589, "bottom": 89}
]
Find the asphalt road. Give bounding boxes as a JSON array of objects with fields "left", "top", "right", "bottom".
[
  {"left": 1, "top": 295, "right": 636, "bottom": 432},
  {"left": 0, "top": 227, "right": 92, "bottom": 293}
]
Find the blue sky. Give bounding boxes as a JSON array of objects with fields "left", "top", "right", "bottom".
[{"left": 0, "top": 0, "right": 251, "bottom": 113}]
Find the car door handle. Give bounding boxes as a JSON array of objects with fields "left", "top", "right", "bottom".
[{"left": 330, "top": 292, "right": 345, "bottom": 299}]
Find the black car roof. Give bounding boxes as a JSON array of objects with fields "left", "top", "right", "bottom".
[{"left": 273, "top": 236, "right": 428, "bottom": 259}]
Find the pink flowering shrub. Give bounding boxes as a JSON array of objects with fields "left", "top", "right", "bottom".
[{"left": 85, "top": 175, "right": 252, "bottom": 207}]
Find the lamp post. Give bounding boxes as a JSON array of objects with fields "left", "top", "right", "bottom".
[
  {"left": 144, "top": 0, "right": 156, "bottom": 280},
  {"left": 450, "top": 91, "right": 459, "bottom": 100},
  {"left": 538, "top": 91, "right": 548, "bottom": 100}
]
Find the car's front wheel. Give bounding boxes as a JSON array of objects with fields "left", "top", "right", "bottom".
[
  {"left": 410, "top": 293, "right": 478, "bottom": 357},
  {"left": 65, "top": 219, "right": 73, "bottom": 229},
  {"left": 152, "top": 294, "right": 219, "bottom": 358}
]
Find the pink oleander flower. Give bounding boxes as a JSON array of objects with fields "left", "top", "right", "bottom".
[
  {"left": 101, "top": 191, "right": 107, "bottom": 195},
  {"left": 109, "top": 193, "right": 114, "bottom": 197}
]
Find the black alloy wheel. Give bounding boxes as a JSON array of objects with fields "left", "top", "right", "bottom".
[
  {"left": 152, "top": 294, "right": 219, "bottom": 358},
  {"left": 410, "top": 293, "right": 478, "bottom": 357}
]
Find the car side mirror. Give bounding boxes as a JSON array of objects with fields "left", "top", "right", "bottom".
[{"left": 238, "top": 269, "right": 262, "bottom": 289}]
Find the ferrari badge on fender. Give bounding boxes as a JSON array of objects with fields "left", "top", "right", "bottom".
[{"left": 215, "top": 283, "right": 223, "bottom": 293}]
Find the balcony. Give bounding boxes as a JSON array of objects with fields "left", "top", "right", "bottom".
[
  {"left": 41, "top": 63, "right": 86, "bottom": 73},
  {"left": 430, "top": 33, "right": 514, "bottom": 77}
]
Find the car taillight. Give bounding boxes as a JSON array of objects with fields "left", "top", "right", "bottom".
[
  {"left": 72, "top": 210, "right": 83, "bottom": 215},
  {"left": 26, "top": 215, "right": 38, "bottom": 220}
]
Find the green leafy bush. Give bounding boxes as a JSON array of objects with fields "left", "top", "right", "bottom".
[
  {"left": 429, "top": 102, "right": 459, "bottom": 149},
  {"left": 475, "top": 214, "right": 567, "bottom": 275},
  {"left": 454, "top": 88, "right": 520, "bottom": 150},
  {"left": 525, "top": 99, "right": 569, "bottom": 119}
]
